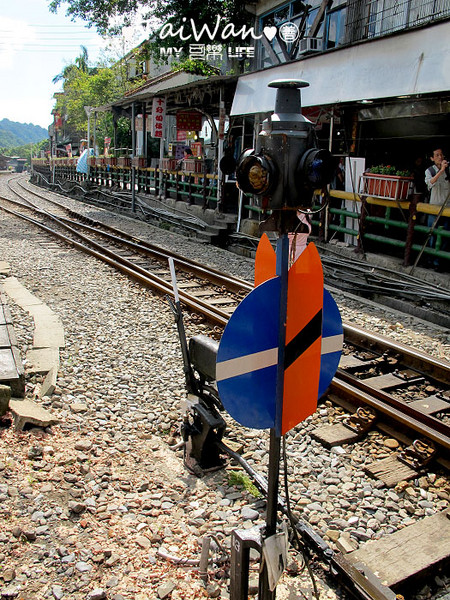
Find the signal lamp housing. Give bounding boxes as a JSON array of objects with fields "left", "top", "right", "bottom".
[
  {"left": 298, "top": 148, "right": 335, "bottom": 189},
  {"left": 236, "top": 150, "right": 277, "bottom": 196}
]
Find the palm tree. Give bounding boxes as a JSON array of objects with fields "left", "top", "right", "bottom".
[{"left": 52, "top": 45, "right": 91, "bottom": 84}]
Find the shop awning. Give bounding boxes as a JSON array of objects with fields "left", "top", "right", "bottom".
[{"left": 231, "top": 20, "right": 450, "bottom": 115}]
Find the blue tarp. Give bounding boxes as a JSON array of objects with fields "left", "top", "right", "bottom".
[{"left": 76, "top": 148, "right": 94, "bottom": 174}]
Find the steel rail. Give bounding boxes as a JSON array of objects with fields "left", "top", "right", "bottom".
[
  {"left": 56, "top": 215, "right": 250, "bottom": 294},
  {"left": 3, "top": 184, "right": 449, "bottom": 451},
  {"left": 331, "top": 376, "right": 450, "bottom": 454},
  {"left": 343, "top": 323, "right": 450, "bottom": 385},
  {"left": 11, "top": 178, "right": 251, "bottom": 293},
  {"left": 0, "top": 200, "right": 229, "bottom": 325}
]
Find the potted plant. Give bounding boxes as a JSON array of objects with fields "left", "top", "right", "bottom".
[
  {"left": 105, "top": 153, "right": 117, "bottom": 166},
  {"left": 132, "top": 156, "right": 147, "bottom": 168},
  {"left": 118, "top": 156, "right": 131, "bottom": 167},
  {"left": 363, "top": 165, "right": 413, "bottom": 200}
]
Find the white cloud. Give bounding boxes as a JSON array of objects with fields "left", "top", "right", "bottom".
[{"left": 0, "top": 17, "right": 38, "bottom": 70}]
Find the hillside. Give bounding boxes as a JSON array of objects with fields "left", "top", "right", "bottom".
[{"left": 0, "top": 119, "right": 47, "bottom": 149}]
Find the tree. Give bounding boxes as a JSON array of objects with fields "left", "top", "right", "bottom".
[
  {"left": 52, "top": 45, "right": 93, "bottom": 84},
  {"left": 52, "top": 46, "right": 146, "bottom": 152},
  {"left": 48, "top": 0, "right": 254, "bottom": 66}
]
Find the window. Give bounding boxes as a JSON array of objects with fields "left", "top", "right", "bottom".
[
  {"left": 259, "top": 1, "right": 348, "bottom": 66},
  {"left": 325, "top": 6, "right": 347, "bottom": 48}
]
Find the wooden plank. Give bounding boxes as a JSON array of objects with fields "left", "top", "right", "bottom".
[
  {"left": 191, "top": 290, "right": 215, "bottom": 297},
  {"left": 311, "top": 423, "right": 360, "bottom": 447},
  {"left": 408, "top": 395, "right": 450, "bottom": 415},
  {"left": 178, "top": 282, "right": 202, "bottom": 289},
  {"left": 0, "top": 325, "right": 10, "bottom": 348},
  {"left": 207, "top": 298, "right": 236, "bottom": 306},
  {"left": 347, "top": 510, "right": 450, "bottom": 588},
  {"left": 365, "top": 454, "right": 417, "bottom": 487},
  {"left": 0, "top": 348, "right": 19, "bottom": 381}
]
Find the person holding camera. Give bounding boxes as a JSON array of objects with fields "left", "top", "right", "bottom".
[{"left": 424, "top": 148, "right": 450, "bottom": 269}]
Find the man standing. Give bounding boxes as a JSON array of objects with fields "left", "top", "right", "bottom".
[{"left": 425, "top": 148, "right": 450, "bottom": 269}]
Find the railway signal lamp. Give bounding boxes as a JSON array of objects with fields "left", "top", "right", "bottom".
[{"left": 235, "top": 79, "right": 335, "bottom": 230}]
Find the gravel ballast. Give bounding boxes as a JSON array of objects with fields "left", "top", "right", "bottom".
[{"left": 0, "top": 174, "right": 449, "bottom": 600}]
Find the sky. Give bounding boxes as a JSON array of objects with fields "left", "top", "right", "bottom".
[{"left": 0, "top": 0, "right": 142, "bottom": 129}]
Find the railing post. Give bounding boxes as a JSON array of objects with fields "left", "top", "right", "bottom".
[
  {"left": 355, "top": 196, "right": 368, "bottom": 254},
  {"left": 202, "top": 174, "right": 208, "bottom": 209},
  {"left": 155, "top": 169, "right": 160, "bottom": 197},
  {"left": 403, "top": 193, "right": 420, "bottom": 266},
  {"left": 175, "top": 170, "right": 180, "bottom": 202},
  {"left": 188, "top": 174, "right": 193, "bottom": 205}
]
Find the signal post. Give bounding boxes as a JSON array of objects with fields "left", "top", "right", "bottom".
[{"left": 216, "top": 80, "right": 342, "bottom": 599}]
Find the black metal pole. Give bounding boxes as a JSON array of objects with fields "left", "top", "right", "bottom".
[
  {"left": 131, "top": 101, "right": 136, "bottom": 212},
  {"left": 259, "top": 233, "right": 289, "bottom": 600}
]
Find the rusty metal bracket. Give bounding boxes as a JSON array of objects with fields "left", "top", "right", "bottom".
[
  {"left": 230, "top": 527, "right": 262, "bottom": 600},
  {"left": 393, "top": 369, "right": 424, "bottom": 383},
  {"left": 397, "top": 438, "right": 436, "bottom": 470},
  {"left": 344, "top": 406, "right": 377, "bottom": 434}
]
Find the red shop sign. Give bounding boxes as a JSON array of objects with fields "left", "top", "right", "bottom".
[{"left": 176, "top": 111, "right": 202, "bottom": 132}]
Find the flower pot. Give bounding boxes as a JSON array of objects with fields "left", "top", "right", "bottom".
[
  {"left": 132, "top": 157, "right": 147, "bottom": 168},
  {"left": 363, "top": 174, "right": 413, "bottom": 200},
  {"left": 160, "top": 158, "right": 178, "bottom": 170},
  {"left": 183, "top": 159, "right": 204, "bottom": 173}
]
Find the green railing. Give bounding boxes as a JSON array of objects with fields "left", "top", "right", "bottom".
[
  {"left": 312, "top": 190, "right": 450, "bottom": 266},
  {"left": 33, "top": 159, "right": 219, "bottom": 210},
  {"left": 32, "top": 160, "right": 449, "bottom": 267}
]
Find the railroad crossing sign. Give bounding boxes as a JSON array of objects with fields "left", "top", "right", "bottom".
[{"left": 216, "top": 235, "right": 342, "bottom": 435}]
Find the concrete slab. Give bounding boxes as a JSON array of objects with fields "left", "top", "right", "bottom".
[
  {"left": 0, "top": 261, "right": 11, "bottom": 276},
  {"left": 9, "top": 398, "right": 59, "bottom": 430},
  {"left": 26, "top": 348, "right": 60, "bottom": 374},
  {"left": 0, "top": 324, "right": 17, "bottom": 348},
  {"left": 27, "top": 305, "right": 58, "bottom": 319},
  {"left": 0, "top": 348, "right": 19, "bottom": 380},
  {"left": 34, "top": 321, "right": 65, "bottom": 348},
  {"left": 0, "top": 325, "right": 11, "bottom": 347},
  {"left": 2, "top": 278, "right": 43, "bottom": 309},
  {"left": 0, "top": 303, "right": 13, "bottom": 325}
]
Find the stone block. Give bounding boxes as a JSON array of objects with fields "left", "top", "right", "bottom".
[
  {"left": 40, "top": 366, "right": 58, "bottom": 398},
  {"left": 33, "top": 319, "right": 65, "bottom": 348},
  {"left": 26, "top": 348, "right": 60, "bottom": 374},
  {"left": 9, "top": 399, "right": 59, "bottom": 430},
  {"left": 0, "top": 384, "right": 11, "bottom": 416}
]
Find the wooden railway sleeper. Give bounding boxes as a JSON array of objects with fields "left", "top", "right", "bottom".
[
  {"left": 343, "top": 407, "right": 377, "bottom": 434},
  {"left": 397, "top": 438, "right": 436, "bottom": 470}
]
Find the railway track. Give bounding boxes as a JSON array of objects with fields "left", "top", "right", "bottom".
[
  {"left": 2, "top": 176, "right": 449, "bottom": 462},
  {"left": 1, "top": 174, "right": 450, "bottom": 599}
]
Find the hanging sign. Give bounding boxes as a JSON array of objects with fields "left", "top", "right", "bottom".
[
  {"left": 151, "top": 97, "right": 166, "bottom": 138},
  {"left": 219, "top": 103, "right": 226, "bottom": 140},
  {"left": 191, "top": 142, "right": 202, "bottom": 157},
  {"left": 135, "top": 114, "right": 143, "bottom": 131},
  {"left": 176, "top": 110, "right": 202, "bottom": 132}
]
